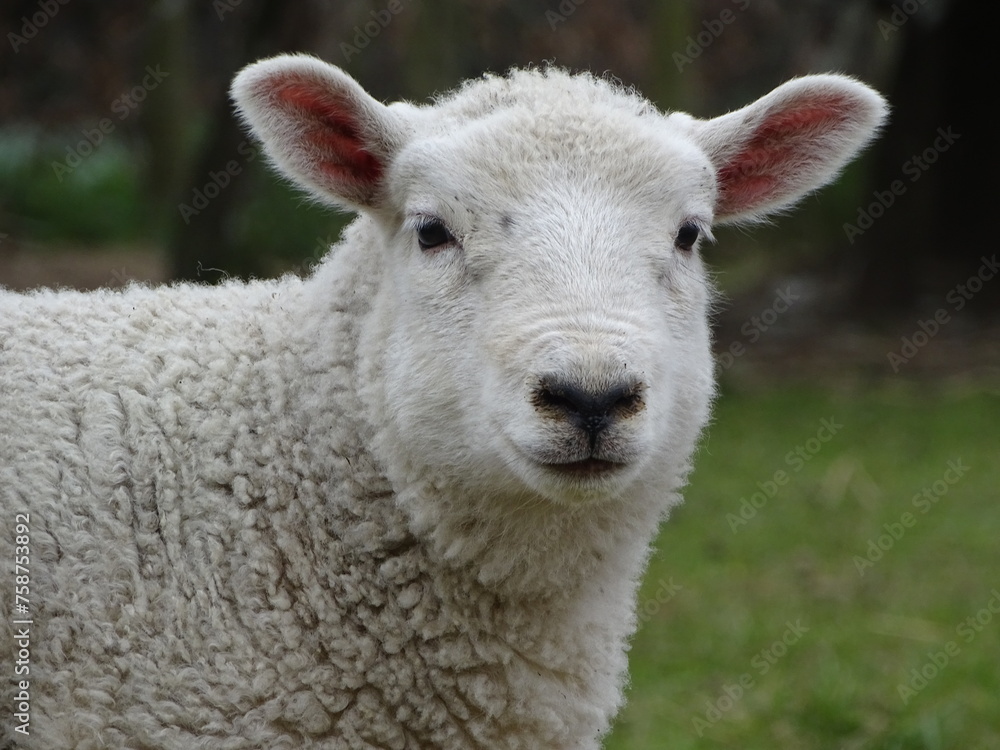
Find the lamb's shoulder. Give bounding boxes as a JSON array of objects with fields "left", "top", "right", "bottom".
[{"left": 0, "top": 279, "right": 298, "bottom": 406}]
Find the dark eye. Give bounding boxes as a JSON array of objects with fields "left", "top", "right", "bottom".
[
  {"left": 416, "top": 219, "right": 454, "bottom": 251},
  {"left": 675, "top": 221, "right": 700, "bottom": 252}
]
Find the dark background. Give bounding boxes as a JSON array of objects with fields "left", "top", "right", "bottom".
[{"left": 2, "top": 0, "right": 997, "bottom": 384}]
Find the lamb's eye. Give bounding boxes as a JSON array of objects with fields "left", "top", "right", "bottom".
[
  {"left": 675, "top": 221, "right": 701, "bottom": 252},
  {"left": 416, "top": 219, "right": 454, "bottom": 251}
]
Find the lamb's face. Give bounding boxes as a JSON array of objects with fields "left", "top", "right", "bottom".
[
  {"left": 375, "top": 105, "right": 717, "bottom": 503},
  {"left": 233, "top": 55, "right": 886, "bottom": 506}
]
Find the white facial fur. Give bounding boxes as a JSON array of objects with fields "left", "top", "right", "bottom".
[
  {"left": 232, "top": 57, "right": 886, "bottom": 512},
  {"left": 368, "top": 93, "right": 717, "bottom": 505}
]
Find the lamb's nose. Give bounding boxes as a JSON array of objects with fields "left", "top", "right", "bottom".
[{"left": 533, "top": 377, "right": 645, "bottom": 438}]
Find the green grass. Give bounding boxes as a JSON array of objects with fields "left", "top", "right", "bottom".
[{"left": 605, "top": 383, "right": 1000, "bottom": 749}]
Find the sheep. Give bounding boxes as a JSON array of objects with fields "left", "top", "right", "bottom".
[{"left": 0, "top": 54, "right": 886, "bottom": 749}]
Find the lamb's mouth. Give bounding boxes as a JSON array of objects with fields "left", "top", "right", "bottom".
[{"left": 540, "top": 457, "right": 627, "bottom": 478}]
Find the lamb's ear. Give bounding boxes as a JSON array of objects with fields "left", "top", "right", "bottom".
[
  {"left": 688, "top": 74, "right": 888, "bottom": 224},
  {"left": 231, "top": 54, "right": 407, "bottom": 210}
]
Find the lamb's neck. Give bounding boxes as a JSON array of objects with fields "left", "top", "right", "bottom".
[{"left": 398, "top": 476, "right": 668, "bottom": 606}]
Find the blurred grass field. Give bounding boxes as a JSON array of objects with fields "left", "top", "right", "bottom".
[{"left": 605, "top": 382, "right": 1000, "bottom": 750}]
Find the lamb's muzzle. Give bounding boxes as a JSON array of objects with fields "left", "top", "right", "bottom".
[{"left": 533, "top": 376, "right": 645, "bottom": 443}]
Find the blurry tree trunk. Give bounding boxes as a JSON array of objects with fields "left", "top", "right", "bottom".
[
  {"left": 141, "top": 0, "right": 198, "bottom": 246},
  {"left": 849, "top": 0, "right": 999, "bottom": 316},
  {"left": 149, "top": 1, "right": 326, "bottom": 281}
]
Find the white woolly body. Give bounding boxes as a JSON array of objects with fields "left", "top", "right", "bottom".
[{"left": 1, "top": 58, "right": 886, "bottom": 749}]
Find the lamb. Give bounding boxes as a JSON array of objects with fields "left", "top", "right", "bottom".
[{"left": 0, "top": 54, "right": 886, "bottom": 749}]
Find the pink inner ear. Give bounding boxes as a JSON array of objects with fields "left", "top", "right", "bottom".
[
  {"left": 273, "top": 80, "right": 383, "bottom": 188},
  {"left": 717, "top": 95, "right": 851, "bottom": 216}
]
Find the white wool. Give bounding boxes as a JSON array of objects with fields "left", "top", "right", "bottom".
[{"left": 1, "top": 55, "right": 886, "bottom": 749}]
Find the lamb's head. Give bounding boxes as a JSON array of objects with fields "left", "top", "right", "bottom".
[{"left": 233, "top": 56, "right": 886, "bottom": 511}]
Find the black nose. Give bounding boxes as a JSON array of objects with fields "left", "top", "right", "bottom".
[{"left": 533, "top": 377, "right": 645, "bottom": 439}]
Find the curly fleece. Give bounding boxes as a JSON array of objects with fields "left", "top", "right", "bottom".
[{"left": 0, "top": 237, "right": 644, "bottom": 748}]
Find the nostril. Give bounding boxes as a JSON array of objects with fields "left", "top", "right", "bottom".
[
  {"left": 532, "top": 377, "right": 645, "bottom": 435},
  {"left": 535, "top": 382, "right": 581, "bottom": 413},
  {"left": 610, "top": 385, "right": 644, "bottom": 416}
]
